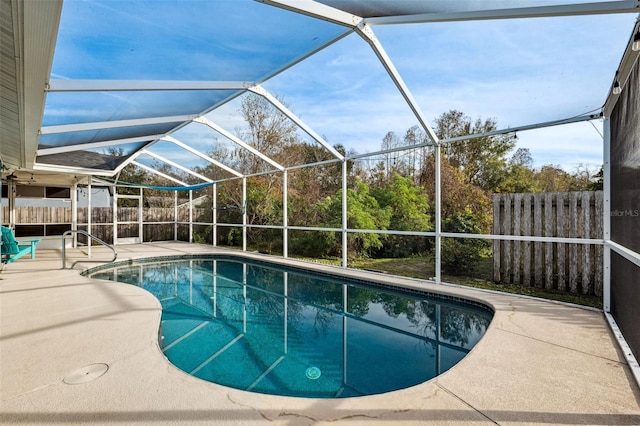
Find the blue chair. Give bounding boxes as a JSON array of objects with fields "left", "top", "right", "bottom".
[{"left": 1, "top": 226, "right": 42, "bottom": 265}]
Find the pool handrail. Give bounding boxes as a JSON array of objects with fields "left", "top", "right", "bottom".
[{"left": 61, "top": 230, "right": 118, "bottom": 269}]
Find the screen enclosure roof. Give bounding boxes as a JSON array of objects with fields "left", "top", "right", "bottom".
[{"left": 2, "top": 0, "right": 639, "bottom": 185}]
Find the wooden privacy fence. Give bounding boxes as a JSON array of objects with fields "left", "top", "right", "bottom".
[
  {"left": 493, "top": 191, "right": 603, "bottom": 296},
  {"left": 3, "top": 206, "right": 208, "bottom": 243},
  {"left": 76, "top": 207, "right": 208, "bottom": 243},
  {"left": 2, "top": 206, "right": 73, "bottom": 224}
]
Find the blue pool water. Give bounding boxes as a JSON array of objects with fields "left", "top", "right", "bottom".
[{"left": 87, "top": 256, "right": 493, "bottom": 398}]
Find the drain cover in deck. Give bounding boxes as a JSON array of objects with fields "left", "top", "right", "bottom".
[{"left": 63, "top": 363, "right": 109, "bottom": 384}]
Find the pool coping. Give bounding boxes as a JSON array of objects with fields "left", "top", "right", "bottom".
[
  {"left": 1, "top": 242, "right": 639, "bottom": 425},
  {"left": 82, "top": 252, "right": 496, "bottom": 316}
]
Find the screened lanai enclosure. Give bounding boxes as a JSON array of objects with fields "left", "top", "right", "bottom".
[{"left": 1, "top": 0, "right": 640, "bottom": 380}]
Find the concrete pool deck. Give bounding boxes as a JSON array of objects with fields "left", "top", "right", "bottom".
[{"left": 1, "top": 242, "right": 639, "bottom": 425}]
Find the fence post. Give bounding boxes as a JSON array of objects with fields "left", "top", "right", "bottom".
[
  {"left": 544, "top": 192, "right": 554, "bottom": 290},
  {"left": 493, "top": 194, "right": 501, "bottom": 282},
  {"left": 502, "top": 194, "right": 512, "bottom": 283},
  {"left": 582, "top": 191, "right": 592, "bottom": 295},
  {"left": 534, "top": 194, "right": 543, "bottom": 287},
  {"left": 513, "top": 193, "right": 522, "bottom": 284},
  {"left": 556, "top": 192, "right": 566, "bottom": 291},
  {"left": 569, "top": 192, "right": 579, "bottom": 293},
  {"left": 522, "top": 193, "right": 532, "bottom": 286},
  {"left": 595, "top": 191, "right": 604, "bottom": 296}
]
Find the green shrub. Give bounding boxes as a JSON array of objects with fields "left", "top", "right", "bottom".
[{"left": 441, "top": 213, "right": 488, "bottom": 275}]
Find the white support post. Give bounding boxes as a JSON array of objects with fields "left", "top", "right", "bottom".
[
  {"left": 189, "top": 259, "right": 193, "bottom": 304},
  {"left": 283, "top": 170, "right": 288, "bottom": 258},
  {"left": 139, "top": 187, "right": 143, "bottom": 243},
  {"left": 242, "top": 177, "right": 247, "bottom": 252},
  {"left": 212, "top": 184, "right": 217, "bottom": 247},
  {"left": 603, "top": 118, "right": 612, "bottom": 313},
  {"left": 283, "top": 272, "right": 288, "bottom": 354},
  {"left": 174, "top": 190, "right": 178, "bottom": 241},
  {"left": 8, "top": 179, "right": 15, "bottom": 228},
  {"left": 342, "top": 283, "right": 348, "bottom": 384},
  {"left": 189, "top": 190, "right": 193, "bottom": 243},
  {"left": 0, "top": 159, "right": 2, "bottom": 228},
  {"left": 243, "top": 263, "right": 247, "bottom": 333},
  {"left": 435, "top": 304, "right": 442, "bottom": 374},
  {"left": 71, "top": 183, "right": 78, "bottom": 248},
  {"left": 110, "top": 181, "right": 115, "bottom": 250},
  {"left": 87, "top": 178, "right": 93, "bottom": 255},
  {"left": 213, "top": 260, "right": 217, "bottom": 317},
  {"left": 435, "top": 146, "right": 442, "bottom": 283},
  {"left": 342, "top": 160, "right": 348, "bottom": 268}
]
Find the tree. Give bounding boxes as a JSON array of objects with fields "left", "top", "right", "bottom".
[
  {"left": 587, "top": 166, "right": 603, "bottom": 191},
  {"left": 334, "top": 179, "right": 391, "bottom": 257},
  {"left": 290, "top": 179, "right": 391, "bottom": 258},
  {"left": 535, "top": 165, "right": 575, "bottom": 192},
  {"left": 434, "top": 110, "right": 516, "bottom": 192},
  {"left": 502, "top": 148, "right": 540, "bottom": 193},
  {"left": 510, "top": 147, "right": 533, "bottom": 168},
  {"left": 420, "top": 156, "right": 493, "bottom": 233},
  {"left": 441, "top": 212, "right": 489, "bottom": 275},
  {"left": 571, "top": 163, "right": 602, "bottom": 191},
  {"left": 372, "top": 174, "right": 431, "bottom": 231},
  {"left": 403, "top": 125, "right": 428, "bottom": 180},
  {"left": 236, "top": 94, "right": 300, "bottom": 173},
  {"left": 371, "top": 173, "right": 432, "bottom": 256},
  {"left": 381, "top": 131, "right": 401, "bottom": 179}
]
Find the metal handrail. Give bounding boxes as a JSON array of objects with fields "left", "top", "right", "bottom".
[{"left": 62, "top": 230, "right": 118, "bottom": 269}]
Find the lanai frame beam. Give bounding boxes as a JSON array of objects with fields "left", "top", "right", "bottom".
[
  {"left": 36, "top": 135, "right": 163, "bottom": 156},
  {"left": 194, "top": 117, "right": 285, "bottom": 171},
  {"left": 161, "top": 135, "right": 243, "bottom": 178},
  {"left": 365, "top": 0, "right": 640, "bottom": 25},
  {"left": 40, "top": 115, "right": 198, "bottom": 135},
  {"left": 140, "top": 150, "right": 213, "bottom": 183},
  {"left": 131, "top": 161, "right": 188, "bottom": 186},
  {"left": 46, "top": 80, "right": 251, "bottom": 92},
  {"left": 247, "top": 84, "right": 345, "bottom": 160}
]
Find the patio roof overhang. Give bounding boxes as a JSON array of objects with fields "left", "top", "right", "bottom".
[
  {"left": 1, "top": 0, "right": 62, "bottom": 173},
  {"left": 1, "top": 0, "right": 639, "bottom": 186}
]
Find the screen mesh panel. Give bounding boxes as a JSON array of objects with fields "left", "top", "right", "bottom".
[{"left": 610, "top": 56, "right": 640, "bottom": 360}]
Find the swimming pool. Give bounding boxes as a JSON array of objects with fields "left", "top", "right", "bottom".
[{"left": 86, "top": 255, "right": 493, "bottom": 398}]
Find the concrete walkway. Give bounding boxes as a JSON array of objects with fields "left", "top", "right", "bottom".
[{"left": 1, "top": 242, "right": 639, "bottom": 425}]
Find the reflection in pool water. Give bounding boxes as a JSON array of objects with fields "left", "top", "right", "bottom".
[{"left": 88, "top": 256, "right": 492, "bottom": 398}]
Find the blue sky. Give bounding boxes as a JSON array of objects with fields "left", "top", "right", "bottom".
[
  {"left": 264, "top": 13, "right": 635, "bottom": 171},
  {"left": 47, "top": 0, "right": 638, "bottom": 174}
]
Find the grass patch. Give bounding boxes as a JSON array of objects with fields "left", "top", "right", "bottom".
[
  {"left": 255, "top": 252, "right": 602, "bottom": 309},
  {"left": 348, "top": 256, "right": 602, "bottom": 309}
]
